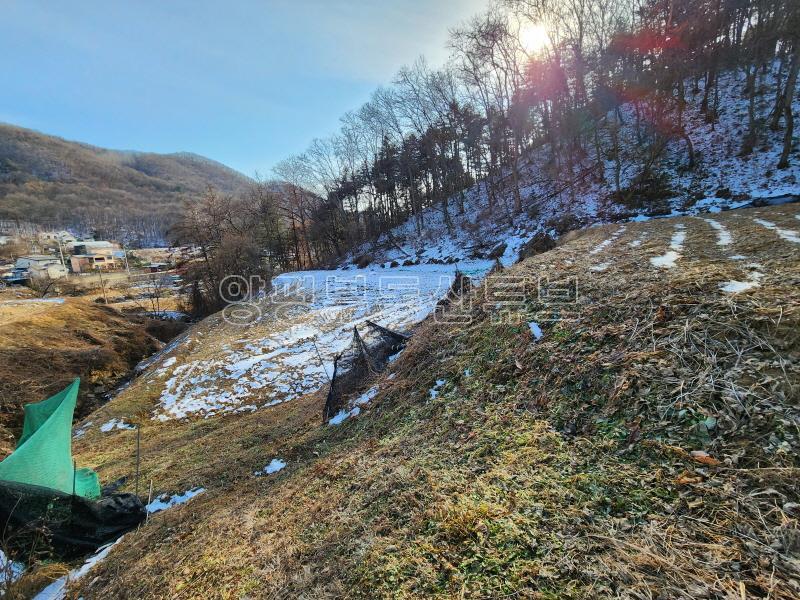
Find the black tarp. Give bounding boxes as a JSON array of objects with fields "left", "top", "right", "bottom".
[
  {"left": 436, "top": 269, "right": 472, "bottom": 309},
  {"left": 323, "top": 321, "right": 408, "bottom": 422},
  {"left": 0, "top": 480, "right": 145, "bottom": 559}
]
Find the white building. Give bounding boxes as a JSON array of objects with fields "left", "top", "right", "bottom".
[
  {"left": 14, "top": 255, "right": 60, "bottom": 270},
  {"left": 39, "top": 231, "right": 77, "bottom": 244},
  {"left": 14, "top": 255, "right": 68, "bottom": 280},
  {"left": 30, "top": 262, "right": 69, "bottom": 280}
]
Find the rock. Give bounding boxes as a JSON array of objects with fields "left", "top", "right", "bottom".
[
  {"left": 488, "top": 242, "right": 507, "bottom": 259},
  {"left": 517, "top": 233, "right": 556, "bottom": 262},
  {"left": 390, "top": 261, "right": 399, "bottom": 268},
  {"left": 353, "top": 254, "right": 373, "bottom": 269},
  {"left": 545, "top": 213, "right": 581, "bottom": 235}
]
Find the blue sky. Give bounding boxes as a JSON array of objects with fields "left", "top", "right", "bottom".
[{"left": 1, "top": 0, "right": 488, "bottom": 176}]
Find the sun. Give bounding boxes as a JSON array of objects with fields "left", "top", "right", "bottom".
[{"left": 520, "top": 23, "right": 549, "bottom": 54}]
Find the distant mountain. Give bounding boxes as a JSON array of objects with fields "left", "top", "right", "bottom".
[{"left": 0, "top": 123, "right": 253, "bottom": 246}]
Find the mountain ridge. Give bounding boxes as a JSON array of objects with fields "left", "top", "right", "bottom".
[{"left": 0, "top": 122, "right": 253, "bottom": 245}]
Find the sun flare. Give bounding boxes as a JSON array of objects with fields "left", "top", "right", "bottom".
[{"left": 520, "top": 23, "right": 549, "bottom": 53}]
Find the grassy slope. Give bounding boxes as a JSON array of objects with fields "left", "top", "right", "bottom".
[
  {"left": 0, "top": 292, "right": 160, "bottom": 455},
  {"left": 24, "top": 204, "right": 799, "bottom": 599}
]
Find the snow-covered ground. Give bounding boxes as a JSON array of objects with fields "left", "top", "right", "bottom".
[
  {"left": 650, "top": 225, "right": 686, "bottom": 269},
  {"left": 148, "top": 262, "right": 491, "bottom": 420},
  {"left": 0, "top": 549, "right": 25, "bottom": 590},
  {"left": 101, "top": 65, "right": 800, "bottom": 427},
  {"left": 255, "top": 459, "right": 287, "bottom": 475},
  {"left": 33, "top": 536, "right": 126, "bottom": 600},
  {"left": 341, "top": 66, "right": 799, "bottom": 268},
  {"left": 146, "top": 487, "right": 206, "bottom": 513}
]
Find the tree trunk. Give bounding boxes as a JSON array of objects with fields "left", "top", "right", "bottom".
[
  {"left": 511, "top": 140, "right": 523, "bottom": 215},
  {"left": 770, "top": 56, "right": 787, "bottom": 131},
  {"left": 680, "top": 130, "right": 695, "bottom": 170},
  {"left": 778, "top": 49, "right": 799, "bottom": 169},
  {"left": 593, "top": 120, "right": 605, "bottom": 182},
  {"left": 701, "top": 69, "right": 714, "bottom": 114},
  {"left": 741, "top": 64, "right": 757, "bottom": 155}
]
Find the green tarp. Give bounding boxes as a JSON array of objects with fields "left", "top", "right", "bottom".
[{"left": 0, "top": 379, "right": 100, "bottom": 499}]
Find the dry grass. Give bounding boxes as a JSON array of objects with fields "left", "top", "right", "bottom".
[
  {"left": 14, "top": 204, "right": 799, "bottom": 599},
  {"left": 0, "top": 294, "right": 160, "bottom": 455}
]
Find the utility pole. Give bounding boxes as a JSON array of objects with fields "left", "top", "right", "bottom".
[
  {"left": 97, "top": 265, "right": 108, "bottom": 304},
  {"left": 57, "top": 238, "right": 66, "bottom": 267},
  {"left": 121, "top": 243, "right": 131, "bottom": 275},
  {"left": 135, "top": 425, "right": 141, "bottom": 497}
]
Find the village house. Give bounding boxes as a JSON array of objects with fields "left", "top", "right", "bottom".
[
  {"left": 66, "top": 240, "right": 119, "bottom": 255},
  {"left": 147, "top": 262, "right": 169, "bottom": 273},
  {"left": 38, "top": 230, "right": 77, "bottom": 245},
  {"left": 65, "top": 241, "right": 123, "bottom": 273},
  {"left": 14, "top": 254, "right": 68, "bottom": 280},
  {"left": 70, "top": 250, "right": 118, "bottom": 273}
]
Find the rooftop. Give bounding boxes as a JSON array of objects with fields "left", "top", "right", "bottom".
[{"left": 19, "top": 254, "right": 59, "bottom": 261}]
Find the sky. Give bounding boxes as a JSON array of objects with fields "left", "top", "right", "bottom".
[{"left": 0, "top": 0, "right": 489, "bottom": 177}]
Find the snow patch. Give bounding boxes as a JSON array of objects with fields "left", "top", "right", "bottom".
[
  {"left": 33, "top": 535, "right": 125, "bottom": 600},
  {"left": 590, "top": 262, "right": 611, "bottom": 272},
  {"left": 327, "top": 385, "right": 379, "bottom": 426},
  {"left": 354, "top": 386, "right": 379, "bottom": 406},
  {"left": 255, "top": 459, "right": 287, "bottom": 475},
  {"left": 99, "top": 418, "right": 135, "bottom": 433},
  {"left": 328, "top": 406, "right": 361, "bottom": 425},
  {"left": 720, "top": 280, "right": 760, "bottom": 293},
  {"left": 0, "top": 549, "right": 24, "bottom": 587},
  {"left": 145, "top": 310, "right": 187, "bottom": 321},
  {"left": 0, "top": 298, "right": 64, "bottom": 307},
  {"left": 720, "top": 262, "right": 764, "bottom": 294},
  {"left": 73, "top": 421, "right": 93, "bottom": 439},
  {"left": 752, "top": 218, "right": 800, "bottom": 243},
  {"left": 650, "top": 225, "right": 686, "bottom": 269},
  {"left": 589, "top": 226, "right": 626, "bottom": 255},
  {"left": 429, "top": 379, "right": 446, "bottom": 399},
  {"left": 146, "top": 487, "right": 205, "bottom": 513},
  {"left": 703, "top": 218, "right": 732, "bottom": 246}
]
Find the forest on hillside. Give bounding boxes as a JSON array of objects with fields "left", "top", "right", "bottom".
[
  {"left": 0, "top": 124, "right": 252, "bottom": 246},
  {"left": 193, "top": 0, "right": 797, "bottom": 274}
]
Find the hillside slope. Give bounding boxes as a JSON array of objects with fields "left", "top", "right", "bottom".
[
  {"left": 0, "top": 290, "right": 160, "bottom": 457},
  {"left": 14, "top": 203, "right": 798, "bottom": 599},
  {"left": 0, "top": 123, "right": 252, "bottom": 244},
  {"left": 346, "top": 67, "right": 800, "bottom": 268}
]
